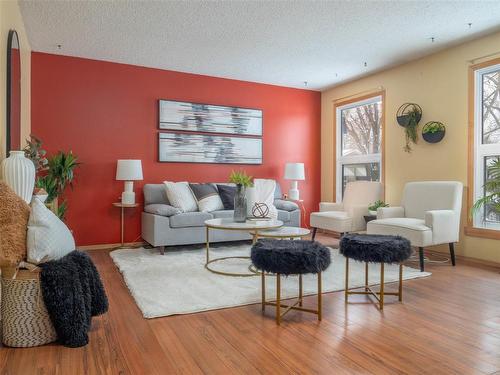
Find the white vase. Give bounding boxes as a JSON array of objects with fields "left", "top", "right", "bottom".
[
  {"left": 246, "top": 186, "right": 256, "bottom": 217},
  {"left": 1, "top": 150, "right": 36, "bottom": 203}
]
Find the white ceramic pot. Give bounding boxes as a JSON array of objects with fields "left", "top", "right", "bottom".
[{"left": 1, "top": 150, "right": 36, "bottom": 203}]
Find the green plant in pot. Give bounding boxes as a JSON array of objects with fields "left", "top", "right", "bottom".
[
  {"left": 24, "top": 135, "right": 80, "bottom": 220},
  {"left": 368, "top": 200, "right": 388, "bottom": 216},
  {"left": 396, "top": 103, "right": 422, "bottom": 153},
  {"left": 229, "top": 170, "right": 253, "bottom": 222},
  {"left": 472, "top": 157, "right": 500, "bottom": 224},
  {"left": 422, "top": 121, "right": 446, "bottom": 143}
]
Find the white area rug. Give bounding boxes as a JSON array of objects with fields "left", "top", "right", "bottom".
[{"left": 110, "top": 243, "right": 431, "bottom": 319}]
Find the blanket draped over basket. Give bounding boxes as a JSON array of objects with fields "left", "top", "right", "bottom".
[{"left": 39, "top": 251, "right": 108, "bottom": 347}]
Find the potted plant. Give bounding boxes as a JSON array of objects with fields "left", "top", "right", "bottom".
[
  {"left": 368, "top": 200, "right": 388, "bottom": 216},
  {"left": 422, "top": 121, "right": 446, "bottom": 143},
  {"left": 229, "top": 170, "right": 253, "bottom": 223},
  {"left": 397, "top": 103, "right": 422, "bottom": 153},
  {"left": 472, "top": 157, "right": 500, "bottom": 223},
  {"left": 24, "top": 135, "right": 80, "bottom": 220}
]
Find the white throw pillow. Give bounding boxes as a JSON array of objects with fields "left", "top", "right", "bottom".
[
  {"left": 163, "top": 181, "right": 198, "bottom": 213},
  {"left": 27, "top": 197, "right": 76, "bottom": 264}
]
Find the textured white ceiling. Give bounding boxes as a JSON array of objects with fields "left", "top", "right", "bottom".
[{"left": 19, "top": 0, "right": 500, "bottom": 90}]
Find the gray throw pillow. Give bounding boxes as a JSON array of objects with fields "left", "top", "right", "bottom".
[
  {"left": 144, "top": 204, "right": 181, "bottom": 217},
  {"left": 274, "top": 199, "right": 299, "bottom": 212},
  {"left": 189, "top": 183, "right": 224, "bottom": 212}
]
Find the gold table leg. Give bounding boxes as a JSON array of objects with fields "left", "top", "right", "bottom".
[
  {"left": 379, "top": 263, "right": 385, "bottom": 310},
  {"left": 399, "top": 263, "right": 403, "bottom": 302},
  {"left": 262, "top": 272, "right": 266, "bottom": 312},
  {"left": 276, "top": 273, "right": 281, "bottom": 325},
  {"left": 365, "top": 262, "right": 369, "bottom": 291},
  {"left": 318, "top": 271, "right": 322, "bottom": 321},
  {"left": 345, "top": 257, "right": 349, "bottom": 303},
  {"left": 299, "top": 274, "right": 303, "bottom": 307}
]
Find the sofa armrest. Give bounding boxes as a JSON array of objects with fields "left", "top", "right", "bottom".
[
  {"left": 274, "top": 199, "right": 299, "bottom": 212},
  {"left": 425, "top": 210, "right": 458, "bottom": 244},
  {"left": 319, "top": 202, "right": 344, "bottom": 212},
  {"left": 377, "top": 206, "right": 405, "bottom": 219},
  {"left": 144, "top": 204, "right": 181, "bottom": 217}
]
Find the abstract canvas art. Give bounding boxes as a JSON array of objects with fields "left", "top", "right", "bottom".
[
  {"left": 158, "top": 132, "right": 262, "bottom": 164},
  {"left": 159, "top": 100, "right": 262, "bottom": 136}
]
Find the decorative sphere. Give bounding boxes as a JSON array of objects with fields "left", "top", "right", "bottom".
[{"left": 252, "top": 202, "right": 270, "bottom": 218}]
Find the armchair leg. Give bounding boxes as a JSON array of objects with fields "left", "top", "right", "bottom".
[
  {"left": 449, "top": 243, "right": 456, "bottom": 266},
  {"left": 311, "top": 227, "right": 317, "bottom": 241},
  {"left": 418, "top": 247, "right": 425, "bottom": 272}
]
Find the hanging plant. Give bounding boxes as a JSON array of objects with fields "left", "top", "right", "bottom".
[
  {"left": 422, "top": 121, "right": 446, "bottom": 143},
  {"left": 397, "top": 103, "right": 422, "bottom": 153}
]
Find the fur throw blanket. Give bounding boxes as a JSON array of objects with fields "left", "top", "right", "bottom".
[{"left": 39, "top": 251, "right": 108, "bottom": 347}]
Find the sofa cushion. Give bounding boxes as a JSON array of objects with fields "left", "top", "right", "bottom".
[
  {"left": 163, "top": 181, "right": 198, "bottom": 213},
  {"left": 169, "top": 212, "right": 213, "bottom": 228},
  {"left": 143, "top": 184, "right": 170, "bottom": 205},
  {"left": 367, "top": 218, "right": 433, "bottom": 247},
  {"left": 274, "top": 199, "right": 298, "bottom": 212},
  {"left": 211, "top": 210, "right": 234, "bottom": 219},
  {"left": 277, "top": 210, "right": 291, "bottom": 222},
  {"left": 189, "top": 183, "right": 224, "bottom": 212},
  {"left": 310, "top": 211, "right": 352, "bottom": 233},
  {"left": 216, "top": 184, "right": 237, "bottom": 210},
  {"left": 144, "top": 204, "right": 181, "bottom": 217}
]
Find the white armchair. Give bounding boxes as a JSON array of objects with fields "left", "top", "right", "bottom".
[
  {"left": 310, "top": 181, "right": 383, "bottom": 240},
  {"left": 367, "top": 181, "right": 463, "bottom": 272}
]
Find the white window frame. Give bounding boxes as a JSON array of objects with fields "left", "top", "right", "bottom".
[
  {"left": 335, "top": 95, "right": 382, "bottom": 201},
  {"left": 473, "top": 63, "right": 500, "bottom": 230}
]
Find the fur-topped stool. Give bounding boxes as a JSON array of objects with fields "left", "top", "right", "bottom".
[
  {"left": 340, "top": 233, "right": 412, "bottom": 310},
  {"left": 251, "top": 239, "right": 331, "bottom": 325}
]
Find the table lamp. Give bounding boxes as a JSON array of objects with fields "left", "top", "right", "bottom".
[
  {"left": 284, "top": 162, "right": 305, "bottom": 200},
  {"left": 116, "top": 159, "right": 143, "bottom": 204}
]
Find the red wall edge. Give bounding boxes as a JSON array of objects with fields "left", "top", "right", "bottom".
[{"left": 31, "top": 52, "right": 321, "bottom": 246}]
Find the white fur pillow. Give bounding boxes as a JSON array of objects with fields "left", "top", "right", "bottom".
[
  {"left": 163, "top": 181, "right": 198, "bottom": 213},
  {"left": 27, "top": 197, "right": 76, "bottom": 264}
]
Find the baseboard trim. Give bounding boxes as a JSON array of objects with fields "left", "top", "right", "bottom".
[
  {"left": 425, "top": 249, "right": 500, "bottom": 270},
  {"left": 78, "top": 241, "right": 146, "bottom": 251}
]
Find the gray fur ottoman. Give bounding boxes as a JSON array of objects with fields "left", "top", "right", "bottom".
[{"left": 340, "top": 233, "right": 412, "bottom": 310}]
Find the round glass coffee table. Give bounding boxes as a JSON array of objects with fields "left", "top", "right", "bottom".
[
  {"left": 204, "top": 218, "right": 283, "bottom": 277},
  {"left": 249, "top": 226, "right": 310, "bottom": 239}
]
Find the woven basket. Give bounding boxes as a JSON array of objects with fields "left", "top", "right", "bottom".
[{"left": 1, "top": 266, "right": 57, "bottom": 347}]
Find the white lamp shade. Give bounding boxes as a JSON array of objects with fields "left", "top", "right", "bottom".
[
  {"left": 284, "top": 162, "right": 305, "bottom": 180},
  {"left": 116, "top": 160, "right": 143, "bottom": 181}
]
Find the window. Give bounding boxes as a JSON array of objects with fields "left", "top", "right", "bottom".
[
  {"left": 335, "top": 95, "right": 383, "bottom": 200},
  {"left": 471, "top": 62, "right": 500, "bottom": 231}
]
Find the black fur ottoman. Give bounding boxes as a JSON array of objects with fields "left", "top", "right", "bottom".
[
  {"left": 251, "top": 239, "right": 331, "bottom": 325},
  {"left": 339, "top": 233, "right": 412, "bottom": 310}
]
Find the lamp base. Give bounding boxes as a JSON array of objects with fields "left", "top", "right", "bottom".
[
  {"left": 122, "top": 191, "right": 135, "bottom": 205},
  {"left": 288, "top": 188, "right": 299, "bottom": 201}
]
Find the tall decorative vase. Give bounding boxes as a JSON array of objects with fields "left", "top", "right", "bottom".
[
  {"left": 233, "top": 184, "right": 247, "bottom": 223},
  {"left": 1, "top": 150, "right": 36, "bottom": 203}
]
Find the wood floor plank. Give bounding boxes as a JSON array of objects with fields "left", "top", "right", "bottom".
[{"left": 1, "top": 233, "right": 499, "bottom": 374}]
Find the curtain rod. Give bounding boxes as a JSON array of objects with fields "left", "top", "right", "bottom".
[
  {"left": 332, "top": 86, "right": 384, "bottom": 103},
  {"left": 468, "top": 51, "right": 500, "bottom": 65}
]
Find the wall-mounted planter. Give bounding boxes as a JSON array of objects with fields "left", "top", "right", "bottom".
[
  {"left": 396, "top": 103, "right": 423, "bottom": 153},
  {"left": 422, "top": 121, "right": 445, "bottom": 143}
]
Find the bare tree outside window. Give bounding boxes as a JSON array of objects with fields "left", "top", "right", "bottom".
[
  {"left": 482, "top": 69, "right": 500, "bottom": 144},
  {"left": 341, "top": 102, "right": 382, "bottom": 156}
]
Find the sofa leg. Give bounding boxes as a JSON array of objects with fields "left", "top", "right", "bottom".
[
  {"left": 311, "top": 227, "right": 317, "bottom": 241},
  {"left": 449, "top": 243, "right": 456, "bottom": 266},
  {"left": 159, "top": 246, "right": 165, "bottom": 255},
  {"left": 419, "top": 247, "right": 424, "bottom": 272}
]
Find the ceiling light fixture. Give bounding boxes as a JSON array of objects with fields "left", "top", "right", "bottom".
[
  {"left": 56, "top": 44, "right": 62, "bottom": 49},
  {"left": 430, "top": 37, "right": 435, "bottom": 43},
  {"left": 303, "top": 81, "right": 308, "bottom": 87},
  {"left": 468, "top": 22, "right": 472, "bottom": 29},
  {"left": 364, "top": 62, "right": 367, "bottom": 67}
]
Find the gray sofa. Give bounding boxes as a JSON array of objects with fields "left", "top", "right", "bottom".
[{"left": 141, "top": 182, "right": 300, "bottom": 249}]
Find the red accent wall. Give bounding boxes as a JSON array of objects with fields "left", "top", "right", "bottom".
[{"left": 31, "top": 52, "right": 321, "bottom": 246}]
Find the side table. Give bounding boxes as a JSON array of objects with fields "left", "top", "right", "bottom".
[
  {"left": 113, "top": 202, "right": 139, "bottom": 249},
  {"left": 284, "top": 198, "right": 307, "bottom": 228}
]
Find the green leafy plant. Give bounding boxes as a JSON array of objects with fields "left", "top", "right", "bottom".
[
  {"left": 423, "top": 121, "right": 445, "bottom": 134},
  {"left": 472, "top": 157, "right": 500, "bottom": 220},
  {"left": 368, "top": 200, "right": 389, "bottom": 212},
  {"left": 229, "top": 170, "right": 253, "bottom": 187},
  {"left": 403, "top": 108, "right": 421, "bottom": 153},
  {"left": 24, "top": 135, "right": 48, "bottom": 174}
]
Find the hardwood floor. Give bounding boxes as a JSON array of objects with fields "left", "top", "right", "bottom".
[{"left": 1, "top": 234, "right": 500, "bottom": 375}]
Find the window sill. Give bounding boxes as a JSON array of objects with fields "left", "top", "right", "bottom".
[{"left": 464, "top": 226, "right": 500, "bottom": 240}]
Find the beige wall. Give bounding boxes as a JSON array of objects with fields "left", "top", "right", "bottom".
[
  {"left": 0, "top": 0, "right": 31, "bottom": 160},
  {"left": 322, "top": 30, "right": 500, "bottom": 264}
]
